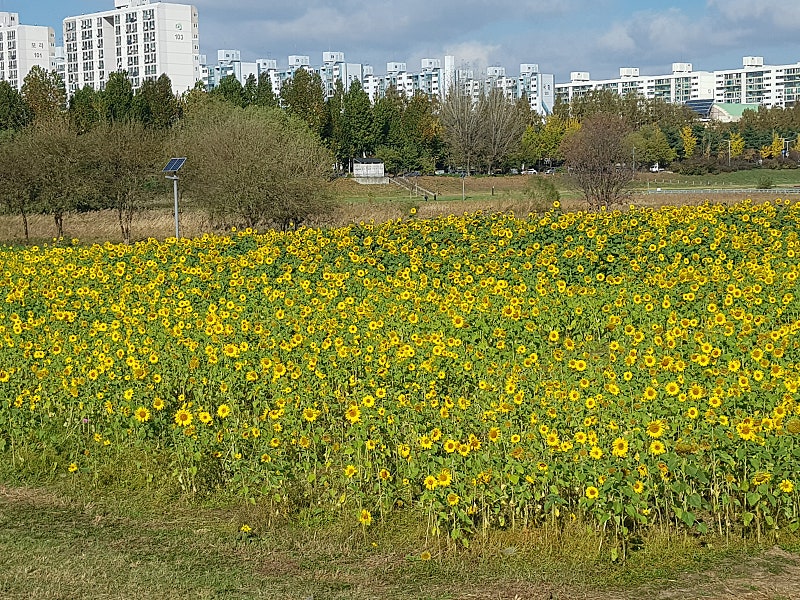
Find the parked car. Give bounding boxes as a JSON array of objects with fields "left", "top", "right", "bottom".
[
  {"left": 522, "top": 169, "right": 538, "bottom": 175},
  {"left": 544, "top": 168, "right": 556, "bottom": 175}
]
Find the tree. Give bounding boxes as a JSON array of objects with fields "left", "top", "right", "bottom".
[
  {"left": 343, "top": 80, "right": 374, "bottom": 159},
  {"left": 520, "top": 114, "right": 579, "bottom": 167},
  {"left": 132, "top": 74, "right": 180, "bottom": 129},
  {"left": 561, "top": 112, "right": 633, "bottom": 208},
  {"left": 69, "top": 85, "right": 103, "bottom": 133},
  {"left": 211, "top": 74, "right": 246, "bottom": 107},
  {"left": 440, "top": 87, "right": 482, "bottom": 174},
  {"left": 280, "top": 68, "right": 328, "bottom": 138},
  {"left": 627, "top": 124, "right": 677, "bottom": 168},
  {"left": 254, "top": 72, "right": 278, "bottom": 108},
  {"left": 760, "top": 131, "right": 784, "bottom": 159},
  {"left": 103, "top": 71, "right": 134, "bottom": 122},
  {"left": 84, "top": 121, "right": 165, "bottom": 243},
  {"left": 0, "top": 132, "right": 36, "bottom": 240},
  {"left": 22, "top": 121, "right": 91, "bottom": 238},
  {"left": 476, "top": 89, "right": 527, "bottom": 173},
  {"left": 680, "top": 125, "right": 697, "bottom": 159},
  {"left": 179, "top": 102, "right": 335, "bottom": 230},
  {"left": 21, "top": 66, "right": 66, "bottom": 123},
  {"left": 243, "top": 73, "right": 258, "bottom": 107},
  {"left": 0, "top": 81, "right": 31, "bottom": 131},
  {"left": 729, "top": 132, "right": 745, "bottom": 159}
]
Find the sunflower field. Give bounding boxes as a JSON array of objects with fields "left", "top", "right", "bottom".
[{"left": 1, "top": 199, "right": 800, "bottom": 541}]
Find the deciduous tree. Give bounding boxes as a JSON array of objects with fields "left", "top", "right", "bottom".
[
  {"left": 179, "top": 102, "right": 335, "bottom": 230},
  {"left": 561, "top": 112, "right": 633, "bottom": 208}
]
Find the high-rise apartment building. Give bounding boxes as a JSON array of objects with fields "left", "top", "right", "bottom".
[
  {"left": 0, "top": 12, "right": 56, "bottom": 90},
  {"left": 62, "top": 0, "right": 200, "bottom": 96},
  {"left": 554, "top": 57, "right": 800, "bottom": 109}
]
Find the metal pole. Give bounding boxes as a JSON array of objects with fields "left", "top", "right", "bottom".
[
  {"left": 173, "top": 176, "right": 180, "bottom": 238},
  {"left": 462, "top": 176, "right": 465, "bottom": 201}
]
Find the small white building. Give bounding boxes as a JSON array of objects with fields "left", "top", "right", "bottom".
[
  {"left": 0, "top": 12, "right": 56, "bottom": 90},
  {"left": 353, "top": 158, "right": 387, "bottom": 184},
  {"left": 62, "top": 0, "right": 201, "bottom": 96}
]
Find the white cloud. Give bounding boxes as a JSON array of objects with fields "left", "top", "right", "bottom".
[{"left": 598, "top": 24, "right": 636, "bottom": 53}]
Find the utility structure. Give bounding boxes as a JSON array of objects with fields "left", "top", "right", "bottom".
[{"left": 163, "top": 157, "right": 186, "bottom": 238}]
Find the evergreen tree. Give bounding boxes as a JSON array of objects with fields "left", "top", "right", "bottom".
[
  {"left": 0, "top": 81, "right": 31, "bottom": 131},
  {"left": 254, "top": 72, "right": 278, "bottom": 108},
  {"left": 211, "top": 74, "right": 246, "bottom": 107},
  {"left": 280, "top": 68, "right": 328, "bottom": 138},
  {"left": 103, "top": 71, "right": 134, "bottom": 122}
]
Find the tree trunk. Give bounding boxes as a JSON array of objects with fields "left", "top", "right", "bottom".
[
  {"left": 54, "top": 211, "right": 64, "bottom": 239},
  {"left": 20, "top": 205, "right": 29, "bottom": 242}
]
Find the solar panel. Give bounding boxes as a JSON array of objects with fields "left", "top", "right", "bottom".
[
  {"left": 684, "top": 99, "right": 715, "bottom": 119},
  {"left": 163, "top": 157, "right": 187, "bottom": 173}
]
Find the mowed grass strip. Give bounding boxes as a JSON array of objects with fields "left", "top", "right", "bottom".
[{"left": 2, "top": 485, "right": 797, "bottom": 600}]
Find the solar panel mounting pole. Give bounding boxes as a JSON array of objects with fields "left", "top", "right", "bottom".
[{"left": 163, "top": 158, "right": 187, "bottom": 239}]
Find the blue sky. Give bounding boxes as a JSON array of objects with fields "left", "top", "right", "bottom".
[{"left": 11, "top": 0, "right": 800, "bottom": 80}]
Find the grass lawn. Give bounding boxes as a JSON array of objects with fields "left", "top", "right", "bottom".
[{"left": 3, "top": 484, "right": 800, "bottom": 600}]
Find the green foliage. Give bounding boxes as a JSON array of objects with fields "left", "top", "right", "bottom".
[
  {"left": 178, "top": 102, "right": 336, "bottom": 229},
  {"left": 211, "top": 74, "right": 246, "bottom": 108},
  {"left": 0, "top": 81, "right": 31, "bottom": 131},
  {"left": 280, "top": 69, "right": 328, "bottom": 138},
  {"left": 103, "top": 71, "right": 134, "bottom": 122},
  {"left": 627, "top": 124, "right": 677, "bottom": 168},
  {"left": 21, "top": 66, "right": 66, "bottom": 123}
]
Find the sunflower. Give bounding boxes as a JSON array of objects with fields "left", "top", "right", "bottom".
[
  {"left": 646, "top": 420, "right": 666, "bottom": 438},
  {"left": 649, "top": 440, "right": 666, "bottom": 456},
  {"left": 358, "top": 509, "right": 372, "bottom": 526},
  {"left": 217, "top": 404, "right": 231, "bottom": 418},
  {"left": 174, "top": 409, "right": 192, "bottom": 427},
  {"left": 585, "top": 486, "right": 599, "bottom": 500},
  {"left": 345, "top": 404, "right": 361, "bottom": 424},
  {"left": 133, "top": 406, "right": 151, "bottom": 423},
  {"left": 611, "top": 437, "right": 629, "bottom": 458},
  {"left": 424, "top": 475, "right": 438, "bottom": 490}
]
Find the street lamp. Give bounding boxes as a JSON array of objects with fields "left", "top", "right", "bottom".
[{"left": 163, "top": 157, "right": 186, "bottom": 239}]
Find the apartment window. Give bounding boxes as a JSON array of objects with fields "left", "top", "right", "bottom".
[
  {"left": 65, "top": 20, "right": 76, "bottom": 32},
  {"left": 143, "top": 9, "right": 154, "bottom": 20},
  {"left": 125, "top": 12, "right": 138, "bottom": 23}
]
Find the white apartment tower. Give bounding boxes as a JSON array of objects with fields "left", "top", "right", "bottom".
[
  {"left": 63, "top": 0, "right": 200, "bottom": 96},
  {"left": 0, "top": 12, "right": 56, "bottom": 91}
]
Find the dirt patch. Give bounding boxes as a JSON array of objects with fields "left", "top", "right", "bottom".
[
  {"left": 0, "top": 485, "right": 67, "bottom": 508},
  {"left": 605, "top": 546, "right": 800, "bottom": 600}
]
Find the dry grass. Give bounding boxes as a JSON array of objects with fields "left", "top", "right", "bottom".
[
  {"left": 2, "top": 484, "right": 800, "bottom": 600},
  {"left": 0, "top": 176, "right": 789, "bottom": 246}
]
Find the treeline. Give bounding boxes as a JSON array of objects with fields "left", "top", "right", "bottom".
[
  {"left": 0, "top": 68, "right": 335, "bottom": 242},
  {"left": 4, "top": 66, "right": 800, "bottom": 241}
]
